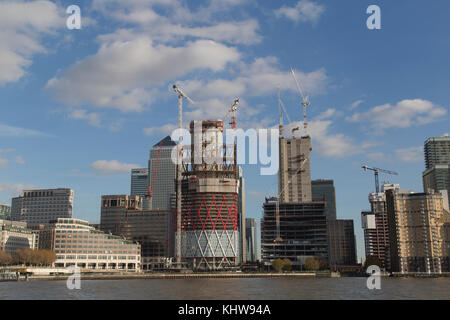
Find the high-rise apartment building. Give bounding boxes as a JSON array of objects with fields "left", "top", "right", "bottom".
[
  {"left": 245, "top": 218, "right": 258, "bottom": 263},
  {"left": 423, "top": 136, "right": 450, "bottom": 206},
  {"left": 148, "top": 136, "right": 177, "bottom": 210},
  {"left": 238, "top": 166, "right": 246, "bottom": 263},
  {"left": 327, "top": 219, "right": 357, "bottom": 266},
  {"left": 386, "top": 189, "right": 450, "bottom": 273},
  {"left": 0, "top": 204, "right": 10, "bottom": 220},
  {"left": 100, "top": 195, "right": 174, "bottom": 270},
  {"left": 131, "top": 168, "right": 150, "bottom": 210},
  {"left": 361, "top": 184, "right": 407, "bottom": 269},
  {"left": 278, "top": 136, "right": 312, "bottom": 203},
  {"left": 11, "top": 188, "right": 73, "bottom": 226},
  {"left": 312, "top": 179, "right": 337, "bottom": 219}
]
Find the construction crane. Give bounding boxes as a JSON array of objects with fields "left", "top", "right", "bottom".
[
  {"left": 272, "top": 158, "right": 308, "bottom": 243},
  {"left": 290, "top": 67, "right": 310, "bottom": 136},
  {"left": 224, "top": 98, "right": 240, "bottom": 179},
  {"left": 173, "top": 84, "right": 194, "bottom": 265},
  {"left": 362, "top": 165, "right": 398, "bottom": 193}
]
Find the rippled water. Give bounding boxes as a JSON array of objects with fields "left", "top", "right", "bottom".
[{"left": 1, "top": 277, "right": 449, "bottom": 300}]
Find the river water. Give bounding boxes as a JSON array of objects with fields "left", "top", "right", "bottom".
[{"left": 1, "top": 277, "right": 449, "bottom": 300}]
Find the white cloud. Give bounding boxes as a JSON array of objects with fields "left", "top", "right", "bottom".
[
  {"left": 349, "top": 99, "right": 364, "bottom": 110},
  {"left": 0, "top": 183, "right": 39, "bottom": 197},
  {"left": 47, "top": 38, "right": 240, "bottom": 112},
  {"left": 68, "top": 109, "right": 101, "bottom": 127},
  {"left": 0, "top": 0, "right": 64, "bottom": 85},
  {"left": 347, "top": 99, "right": 447, "bottom": 131},
  {"left": 91, "top": 160, "right": 141, "bottom": 174},
  {"left": 0, "top": 158, "right": 8, "bottom": 168},
  {"left": 395, "top": 146, "right": 423, "bottom": 163},
  {"left": 143, "top": 124, "right": 177, "bottom": 136},
  {"left": 275, "top": 0, "right": 325, "bottom": 24},
  {"left": 0, "top": 123, "right": 50, "bottom": 137}
]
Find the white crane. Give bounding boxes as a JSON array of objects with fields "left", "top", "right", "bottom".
[
  {"left": 172, "top": 84, "right": 194, "bottom": 265},
  {"left": 290, "top": 67, "right": 310, "bottom": 136}
]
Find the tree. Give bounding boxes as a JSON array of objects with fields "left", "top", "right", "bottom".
[
  {"left": 272, "top": 259, "right": 284, "bottom": 272},
  {"left": 316, "top": 257, "right": 328, "bottom": 270},
  {"left": 363, "top": 255, "right": 383, "bottom": 269},
  {"left": 281, "top": 259, "right": 292, "bottom": 271},
  {"left": 0, "top": 250, "right": 12, "bottom": 266},
  {"left": 304, "top": 257, "right": 320, "bottom": 271},
  {"left": 41, "top": 250, "right": 57, "bottom": 266}
]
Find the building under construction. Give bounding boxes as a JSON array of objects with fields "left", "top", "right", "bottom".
[{"left": 177, "top": 120, "right": 241, "bottom": 270}]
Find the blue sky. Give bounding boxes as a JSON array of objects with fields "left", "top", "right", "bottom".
[{"left": 1, "top": 0, "right": 449, "bottom": 261}]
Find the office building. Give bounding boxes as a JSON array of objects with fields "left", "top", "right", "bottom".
[
  {"left": 11, "top": 188, "right": 73, "bottom": 226},
  {"left": 328, "top": 219, "right": 357, "bottom": 267},
  {"left": 148, "top": 136, "right": 177, "bottom": 210},
  {"left": 0, "top": 219, "right": 37, "bottom": 254},
  {"left": 0, "top": 204, "right": 10, "bottom": 220},
  {"left": 131, "top": 168, "right": 150, "bottom": 210},
  {"left": 245, "top": 218, "right": 258, "bottom": 263},
  {"left": 278, "top": 135, "right": 312, "bottom": 203},
  {"left": 423, "top": 136, "right": 450, "bottom": 206},
  {"left": 39, "top": 218, "right": 140, "bottom": 271},
  {"left": 386, "top": 189, "right": 450, "bottom": 273},
  {"left": 100, "top": 195, "right": 174, "bottom": 269},
  {"left": 261, "top": 198, "right": 328, "bottom": 269},
  {"left": 312, "top": 179, "right": 337, "bottom": 219}
]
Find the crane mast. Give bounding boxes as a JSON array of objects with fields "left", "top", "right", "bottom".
[{"left": 362, "top": 165, "right": 398, "bottom": 193}]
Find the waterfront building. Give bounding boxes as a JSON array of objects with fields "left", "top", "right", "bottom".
[
  {"left": 245, "top": 218, "right": 258, "bottom": 263},
  {"left": 131, "top": 168, "right": 150, "bottom": 210},
  {"left": 386, "top": 189, "right": 450, "bottom": 273},
  {"left": 238, "top": 166, "right": 246, "bottom": 263},
  {"left": 327, "top": 219, "right": 357, "bottom": 267},
  {"left": 0, "top": 219, "right": 37, "bottom": 254},
  {"left": 312, "top": 179, "right": 337, "bottom": 219},
  {"left": 100, "top": 195, "right": 174, "bottom": 270},
  {"left": 11, "top": 188, "right": 73, "bottom": 226},
  {"left": 148, "top": 136, "right": 177, "bottom": 210},
  {"left": 40, "top": 218, "right": 140, "bottom": 271},
  {"left": 0, "top": 204, "right": 11, "bottom": 220},
  {"left": 261, "top": 198, "right": 328, "bottom": 269}
]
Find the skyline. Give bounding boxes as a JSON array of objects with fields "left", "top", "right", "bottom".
[{"left": 1, "top": 0, "right": 450, "bottom": 261}]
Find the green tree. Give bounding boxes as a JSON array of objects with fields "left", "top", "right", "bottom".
[
  {"left": 304, "top": 257, "right": 320, "bottom": 271},
  {"left": 363, "top": 255, "right": 383, "bottom": 269},
  {"left": 272, "top": 259, "right": 284, "bottom": 272},
  {"left": 316, "top": 257, "right": 328, "bottom": 270},
  {"left": 281, "top": 259, "right": 292, "bottom": 271}
]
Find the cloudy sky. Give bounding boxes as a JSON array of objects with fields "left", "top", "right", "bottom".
[{"left": 1, "top": 0, "right": 449, "bottom": 261}]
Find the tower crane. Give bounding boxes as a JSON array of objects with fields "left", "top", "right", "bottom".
[
  {"left": 362, "top": 165, "right": 398, "bottom": 193},
  {"left": 173, "top": 84, "right": 194, "bottom": 265},
  {"left": 290, "top": 67, "right": 310, "bottom": 136},
  {"left": 224, "top": 98, "right": 240, "bottom": 179}
]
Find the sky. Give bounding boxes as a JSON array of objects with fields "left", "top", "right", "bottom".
[{"left": 1, "top": 0, "right": 449, "bottom": 262}]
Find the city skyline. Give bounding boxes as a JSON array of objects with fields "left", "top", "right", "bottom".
[{"left": 1, "top": 1, "right": 450, "bottom": 262}]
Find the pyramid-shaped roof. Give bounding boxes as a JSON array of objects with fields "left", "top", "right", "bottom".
[{"left": 153, "top": 135, "right": 176, "bottom": 148}]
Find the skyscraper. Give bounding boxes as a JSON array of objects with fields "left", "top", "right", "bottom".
[
  {"left": 327, "top": 219, "right": 357, "bottom": 266},
  {"left": 278, "top": 136, "right": 312, "bottom": 203},
  {"left": 238, "top": 166, "right": 246, "bottom": 263},
  {"left": 312, "top": 179, "right": 337, "bottom": 219},
  {"left": 245, "top": 218, "right": 258, "bottom": 263},
  {"left": 131, "top": 168, "right": 150, "bottom": 210},
  {"left": 11, "top": 188, "right": 73, "bottom": 226},
  {"left": 148, "top": 136, "right": 177, "bottom": 210},
  {"left": 423, "top": 136, "right": 450, "bottom": 206}
]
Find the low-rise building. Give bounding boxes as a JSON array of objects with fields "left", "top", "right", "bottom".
[
  {"left": 40, "top": 218, "right": 141, "bottom": 271},
  {"left": 0, "top": 219, "right": 36, "bottom": 254},
  {"left": 0, "top": 204, "right": 11, "bottom": 220}
]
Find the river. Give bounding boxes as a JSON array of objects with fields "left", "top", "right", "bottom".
[{"left": 1, "top": 277, "right": 449, "bottom": 299}]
